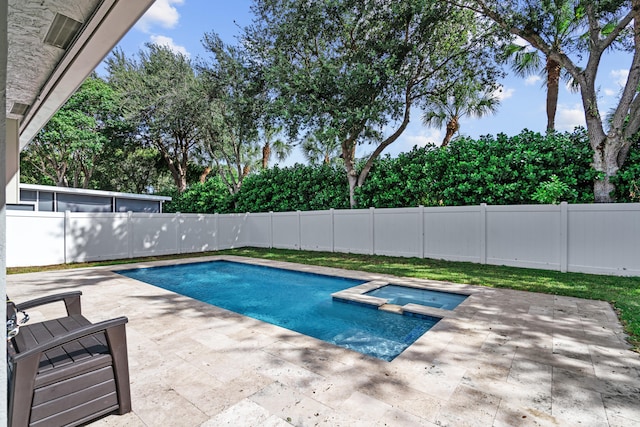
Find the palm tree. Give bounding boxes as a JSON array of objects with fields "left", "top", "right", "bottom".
[
  {"left": 301, "top": 129, "right": 341, "bottom": 165},
  {"left": 503, "top": 0, "right": 581, "bottom": 132},
  {"left": 260, "top": 126, "right": 292, "bottom": 169},
  {"left": 422, "top": 83, "right": 500, "bottom": 147}
]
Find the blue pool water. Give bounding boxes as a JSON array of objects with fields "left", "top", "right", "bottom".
[
  {"left": 366, "top": 285, "right": 467, "bottom": 309},
  {"left": 117, "top": 261, "right": 439, "bottom": 361}
]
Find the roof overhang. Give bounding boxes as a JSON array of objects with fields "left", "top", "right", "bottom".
[
  {"left": 20, "top": 183, "right": 172, "bottom": 202},
  {"left": 7, "top": 0, "right": 156, "bottom": 150}
]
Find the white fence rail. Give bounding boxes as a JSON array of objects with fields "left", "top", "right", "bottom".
[{"left": 8, "top": 203, "right": 640, "bottom": 276}]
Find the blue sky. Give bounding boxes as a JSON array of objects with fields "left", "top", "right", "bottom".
[{"left": 108, "top": 0, "right": 633, "bottom": 165}]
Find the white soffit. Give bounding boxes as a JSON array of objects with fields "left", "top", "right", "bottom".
[{"left": 7, "top": 0, "right": 155, "bottom": 150}]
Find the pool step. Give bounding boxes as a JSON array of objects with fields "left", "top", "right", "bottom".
[{"left": 379, "top": 303, "right": 403, "bottom": 314}]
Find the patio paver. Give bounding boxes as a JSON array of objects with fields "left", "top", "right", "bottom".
[{"left": 7, "top": 255, "right": 640, "bottom": 426}]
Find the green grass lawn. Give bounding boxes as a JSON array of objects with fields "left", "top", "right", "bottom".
[{"left": 9, "top": 247, "right": 639, "bottom": 350}]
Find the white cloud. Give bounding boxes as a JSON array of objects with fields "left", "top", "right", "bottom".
[
  {"left": 524, "top": 75, "right": 541, "bottom": 86},
  {"left": 136, "top": 0, "right": 184, "bottom": 33},
  {"left": 492, "top": 86, "right": 515, "bottom": 101},
  {"left": 556, "top": 104, "right": 586, "bottom": 131},
  {"left": 604, "top": 88, "right": 617, "bottom": 97},
  {"left": 403, "top": 129, "right": 443, "bottom": 147},
  {"left": 611, "top": 69, "right": 629, "bottom": 88},
  {"left": 150, "top": 35, "right": 189, "bottom": 57}
]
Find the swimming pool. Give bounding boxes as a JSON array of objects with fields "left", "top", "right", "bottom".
[{"left": 117, "top": 260, "right": 440, "bottom": 361}]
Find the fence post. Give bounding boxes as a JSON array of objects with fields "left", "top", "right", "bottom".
[
  {"left": 480, "top": 203, "right": 487, "bottom": 265},
  {"left": 127, "top": 211, "right": 133, "bottom": 259},
  {"left": 176, "top": 212, "right": 182, "bottom": 254},
  {"left": 419, "top": 205, "right": 425, "bottom": 259},
  {"left": 269, "top": 211, "right": 274, "bottom": 249},
  {"left": 64, "top": 210, "right": 70, "bottom": 264},
  {"left": 370, "top": 207, "right": 375, "bottom": 255},
  {"left": 330, "top": 208, "right": 335, "bottom": 253},
  {"left": 560, "top": 202, "right": 568, "bottom": 272},
  {"left": 297, "top": 210, "right": 302, "bottom": 250},
  {"left": 214, "top": 213, "right": 219, "bottom": 251}
]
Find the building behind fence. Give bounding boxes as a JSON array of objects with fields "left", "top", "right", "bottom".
[{"left": 8, "top": 203, "right": 640, "bottom": 276}]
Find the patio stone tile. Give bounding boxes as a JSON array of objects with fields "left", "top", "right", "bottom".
[
  {"left": 392, "top": 358, "right": 468, "bottom": 400},
  {"left": 376, "top": 407, "right": 438, "bottom": 427},
  {"left": 357, "top": 376, "right": 444, "bottom": 422},
  {"left": 590, "top": 345, "right": 640, "bottom": 369},
  {"left": 602, "top": 393, "right": 640, "bottom": 425},
  {"left": 461, "top": 354, "right": 514, "bottom": 383},
  {"left": 508, "top": 357, "right": 553, "bottom": 391},
  {"left": 256, "top": 355, "right": 326, "bottom": 394},
  {"left": 306, "top": 377, "right": 363, "bottom": 409},
  {"left": 528, "top": 305, "right": 554, "bottom": 316},
  {"left": 493, "top": 401, "right": 561, "bottom": 427},
  {"left": 434, "top": 384, "right": 501, "bottom": 427},
  {"left": 338, "top": 390, "right": 393, "bottom": 422},
  {"left": 514, "top": 346, "right": 596, "bottom": 376},
  {"left": 511, "top": 330, "right": 554, "bottom": 353},
  {"left": 462, "top": 372, "right": 552, "bottom": 414},
  {"left": 551, "top": 382, "right": 608, "bottom": 426},
  {"left": 130, "top": 380, "right": 209, "bottom": 426},
  {"left": 87, "top": 412, "right": 147, "bottom": 427},
  {"left": 249, "top": 381, "right": 335, "bottom": 426},
  {"left": 261, "top": 339, "right": 354, "bottom": 377},
  {"left": 608, "top": 414, "right": 640, "bottom": 427},
  {"left": 200, "top": 398, "right": 271, "bottom": 426},
  {"left": 260, "top": 415, "right": 293, "bottom": 427},
  {"left": 552, "top": 336, "right": 592, "bottom": 362}
]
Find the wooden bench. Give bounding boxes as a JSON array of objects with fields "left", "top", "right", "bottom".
[{"left": 7, "top": 292, "right": 131, "bottom": 427}]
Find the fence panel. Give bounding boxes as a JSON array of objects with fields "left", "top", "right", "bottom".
[
  {"left": 66, "top": 213, "right": 130, "bottom": 262},
  {"left": 423, "top": 206, "right": 482, "bottom": 263},
  {"left": 567, "top": 204, "right": 640, "bottom": 275},
  {"left": 7, "top": 204, "right": 640, "bottom": 276},
  {"left": 486, "top": 205, "right": 562, "bottom": 270},
  {"left": 374, "top": 208, "right": 422, "bottom": 257},
  {"left": 8, "top": 212, "right": 66, "bottom": 267},
  {"left": 333, "top": 210, "right": 372, "bottom": 254},
  {"left": 180, "top": 214, "right": 218, "bottom": 253},
  {"left": 300, "top": 210, "right": 333, "bottom": 252},
  {"left": 130, "top": 213, "right": 179, "bottom": 258},
  {"left": 246, "top": 212, "right": 272, "bottom": 248},
  {"left": 217, "top": 214, "right": 247, "bottom": 249},
  {"left": 271, "top": 212, "right": 299, "bottom": 249}
]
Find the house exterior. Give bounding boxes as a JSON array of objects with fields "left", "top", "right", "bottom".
[{"left": 13, "top": 183, "right": 171, "bottom": 213}]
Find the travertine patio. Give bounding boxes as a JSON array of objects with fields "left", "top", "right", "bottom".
[{"left": 8, "top": 256, "right": 640, "bottom": 426}]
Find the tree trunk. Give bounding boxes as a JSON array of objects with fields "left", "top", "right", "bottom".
[
  {"left": 342, "top": 140, "right": 358, "bottom": 208},
  {"left": 441, "top": 116, "right": 459, "bottom": 147},
  {"left": 262, "top": 141, "right": 270, "bottom": 169},
  {"left": 591, "top": 135, "right": 623, "bottom": 203},
  {"left": 546, "top": 57, "right": 561, "bottom": 132},
  {"left": 199, "top": 167, "right": 211, "bottom": 183}
]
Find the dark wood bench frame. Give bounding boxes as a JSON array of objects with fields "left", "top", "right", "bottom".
[{"left": 7, "top": 291, "right": 131, "bottom": 427}]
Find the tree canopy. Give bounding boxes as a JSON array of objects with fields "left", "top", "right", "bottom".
[
  {"left": 246, "top": 0, "right": 503, "bottom": 207},
  {"left": 106, "top": 44, "right": 208, "bottom": 192},
  {"left": 461, "top": 0, "right": 640, "bottom": 202},
  {"left": 21, "top": 74, "right": 120, "bottom": 188},
  {"left": 199, "top": 32, "right": 267, "bottom": 195}
]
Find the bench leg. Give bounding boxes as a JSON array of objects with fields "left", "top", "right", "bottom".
[{"left": 105, "top": 324, "right": 132, "bottom": 414}]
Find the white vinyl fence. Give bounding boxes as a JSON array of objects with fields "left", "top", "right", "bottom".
[{"left": 8, "top": 203, "right": 640, "bottom": 276}]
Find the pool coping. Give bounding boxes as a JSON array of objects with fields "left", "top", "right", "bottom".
[{"left": 331, "top": 280, "right": 470, "bottom": 321}]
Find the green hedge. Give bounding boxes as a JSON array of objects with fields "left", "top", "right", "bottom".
[{"left": 166, "top": 129, "right": 638, "bottom": 213}]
